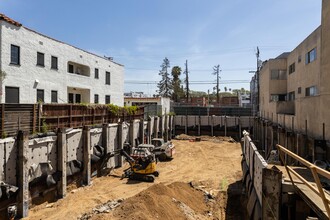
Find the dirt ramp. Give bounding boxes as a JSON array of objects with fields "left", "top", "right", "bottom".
[{"left": 110, "top": 182, "right": 208, "bottom": 220}]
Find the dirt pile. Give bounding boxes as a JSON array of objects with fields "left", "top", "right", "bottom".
[
  {"left": 92, "top": 182, "right": 209, "bottom": 220},
  {"left": 24, "top": 138, "right": 244, "bottom": 220}
]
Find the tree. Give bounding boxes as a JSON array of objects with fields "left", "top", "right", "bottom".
[
  {"left": 157, "top": 57, "right": 173, "bottom": 98},
  {"left": 171, "top": 66, "right": 184, "bottom": 102},
  {"left": 224, "top": 87, "right": 228, "bottom": 92}
]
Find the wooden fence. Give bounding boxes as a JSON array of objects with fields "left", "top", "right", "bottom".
[{"left": 0, "top": 104, "right": 144, "bottom": 137}]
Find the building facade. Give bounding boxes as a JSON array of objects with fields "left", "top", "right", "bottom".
[
  {"left": 238, "top": 93, "right": 251, "bottom": 108},
  {"left": 255, "top": 0, "right": 330, "bottom": 160},
  {"left": 0, "top": 14, "right": 124, "bottom": 105},
  {"left": 124, "top": 97, "right": 171, "bottom": 116}
]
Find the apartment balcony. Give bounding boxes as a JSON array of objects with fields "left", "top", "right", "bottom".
[
  {"left": 276, "top": 101, "right": 295, "bottom": 115},
  {"left": 67, "top": 61, "right": 90, "bottom": 77}
]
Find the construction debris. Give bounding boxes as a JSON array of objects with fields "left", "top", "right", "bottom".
[{"left": 78, "top": 199, "right": 123, "bottom": 220}]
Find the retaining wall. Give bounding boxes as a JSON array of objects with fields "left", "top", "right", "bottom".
[
  {"left": 174, "top": 115, "right": 254, "bottom": 139},
  {"left": 0, "top": 116, "right": 174, "bottom": 218},
  {"left": 241, "top": 131, "right": 282, "bottom": 220}
]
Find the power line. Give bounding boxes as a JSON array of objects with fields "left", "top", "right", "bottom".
[
  {"left": 125, "top": 80, "right": 250, "bottom": 85},
  {"left": 125, "top": 67, "right": 255, "bottom": 72}
]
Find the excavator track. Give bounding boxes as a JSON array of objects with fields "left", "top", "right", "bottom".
[{"left": 128, "top": 173, "right": 155, "bottom": 182}]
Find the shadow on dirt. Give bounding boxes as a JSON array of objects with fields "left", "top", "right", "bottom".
[{"left": 225, "top": 180, "right": 247, "bottom": 220}]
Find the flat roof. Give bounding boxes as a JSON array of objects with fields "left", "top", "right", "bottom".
[{"left": 0, "top": 13, "right": 124, "bottom": 67}]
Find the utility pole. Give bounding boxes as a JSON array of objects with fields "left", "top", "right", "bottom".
[
  {"left": 213, "top": 65, "right": 221, "bottom": 104},
  {"left": 256, "top": 47, "right": 261, "bottom": 116},
  {"left": 184, "top": 60, "right": 189, "bottom": 102}
]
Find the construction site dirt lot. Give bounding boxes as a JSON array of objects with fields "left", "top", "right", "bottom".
[{"left": 24, "top": 135, "right": 244, "bottom": 220}]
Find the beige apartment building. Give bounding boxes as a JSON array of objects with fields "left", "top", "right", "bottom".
[{"left": 256, "top": 0, "right": 330, "bottom": 160}]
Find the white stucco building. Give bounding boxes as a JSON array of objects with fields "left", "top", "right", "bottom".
[
  {"left": 0, "top": 14, "right": 124, "bottom": 105},
  {"left": 124, "top": 97, "right": 171, "bottom": 116},
  {"left": 238, "top": 93, "right": 251, "bottom": 108}
]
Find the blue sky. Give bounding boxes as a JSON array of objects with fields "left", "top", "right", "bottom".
[{"left": 0, "top": 0, "right": 322, "bottom": 96}]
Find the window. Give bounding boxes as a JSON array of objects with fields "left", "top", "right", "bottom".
[
  {"left": 298, "top": 87, "right": 302, "bottom": 94},
  {"left": 37, "top": 52, "right": 45, "bottom": 66},
  {"left": 68, "top": 64, "right": 74, "bottom": 73},
  {"left": 105, "top": 71, "right": 110, "bottom": 85},
  {"left": 306, "top": 86, "right": 317, "bottom": 97},
  {"left": 37, "top": 89, "right": 44, "bottom": 103},
  {"left": 68, "top": 93, "right": 81, "bottom": 103},
  {"left": 68, "top": 93, "right": 74, "bottom": 103},
  {"left": 5, "top": 86, "right": 19, "bottom": 103},
  {"left": 51, "top": 90, "right": 58, "bottom": 103},
  {"left": 105, "top": 95, "right": 110, "bottom": 104},
  {"left": 298, "top": 55, "right": 302, "bottom": 63},
  {"left": 287, "top": 91, "right": 295, "bottom": 101},
  {"left": 270, "top": 70, "right": 287, "bottom": 80},
  {"left": 95, "top": 68, "right": 99, "bottom": 79},
  {"left": 51, "top": 56, "right": 58, "bottom": 69},
  {"left": 10, "top": 44, "right": 20, "bottom": 65},
  {"left": 270, "top": 94, "right": 286, "bottom": 102},
  {"left": 305, "top": 48, "right": 317, "bottom": 64},
  {"left": 289, "top": 63, "right": 295, "bottom": 74},
  {"left": 75, "top": 94, "right": 81, "bottom": 103},
  {"left": 94, "top": 94, "right": 99, "bottom": 104}
]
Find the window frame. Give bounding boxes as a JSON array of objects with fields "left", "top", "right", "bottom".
[
  {"left": 51, "top": 90, "right": 58, "bottom": 103},
  {"left": 5, "top": 86, "right": 19, "bottom": 103},
  {"left": 68, "top": 64, "right": 74, "bottom": 73},
  {"left": 287, "top": 91, "right": 295, "bottom": 101},
  {"left": 10, "top": 44, "right": 20, "bottom": 65},
  {"left": 289, "top": 62, "right": 295, "bottom": 74},
  {"left": 298, "top": 87, "right": 302, "bottom": 94},
  {"left": 51, "top": 56, "right": 58, "bottom": 70},
  {"left": 105, "top": 71, "right": 111, "bottom": 85},
  {"left": 37, "top": 52, "right": 45, "bottom": 67},
  {"left": 270, "top": 69, "right": 287, "bottom": 80},
  {"left": 305, "top": 86, "right": 317, "bottom": 97},
  {"left": 95, "top": 68, "right": 99, "bottom": 79},
  {"left": 305, "top": 48, "right": 317, "bottom": 64},
  {"left": 105, "top": 95, "right": 111, "bottom": 104},
  {"left": 94, "top": 94, "right": 99, "bottom": 104},
  {"left": 37, "top": 89, "right": 45, "bottom": 103}
]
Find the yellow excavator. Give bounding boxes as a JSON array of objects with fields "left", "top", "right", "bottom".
[{"left": 102, "top": 147, "right": 159, "bottom": 182}]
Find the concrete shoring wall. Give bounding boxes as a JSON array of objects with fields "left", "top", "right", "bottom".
[
  {"left": 253, "top": 117, "right": 329, "bottom": 163},
  {"left": 174, "top": 116, "right": 254, "bottom": 140},
  {"left": 241, "top": 131, "right": 281, "bottom": 219},
  {"left": 0, "top": 116, "right": 171, "bottom": 218}
]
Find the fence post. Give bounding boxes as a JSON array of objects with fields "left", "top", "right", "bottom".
[
  {"left": 69, "top": 105, "right": 72, "bottom": 128},
  {"left": 147, "top": 118, "right": 152, "bottom": 144},
  {"left": 154, "top": 117, "right": 159, "bottom": 138},
  {"left": 225, "top": 116, "right": 227, "bottom": 137},
  {"left": 83, "top": 125, "right": 91, "bottom": 185},
  {"left": 118, "top": 122, "right": 124, "bottom": 166},
  {"left": 159, "top": 116, "right": 163, "bottom": 139},
  {"left": 57, "top": 128, "right": 67, "bottom": 198},
  {"left": 185, "top": 115, "right": 188, "bottom": 135},
  {"left": 102, "top": 123, "right": 110, "bottom": 171},
  {"left": 38, "top": 103, "right": 42, "bottom": 132},
  {"left": 211, "top": 115, "right": 214, "bottom": 137},
  {"left": 17, "top": 130, "right": 29, "bottom": 218},
  {"left": 198, "top": 116, "right": 201, "bottom": 136},
  {"left": 139, "top": 119, "right": 145, "bottom": 144},
  {"left": 130, "top": 120, "right": 136, "bottom": 147},
  {"left": 32, "top": 104, "right": 36, "bottom": 134},
  {"left": 239, "top": 116, "right": 242, "bottom": 138},
  {"left": 165, "top": 115, "right": 168, "bottom": 141}
]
